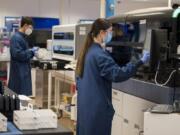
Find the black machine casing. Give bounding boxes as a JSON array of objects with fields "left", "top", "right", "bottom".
[
  {"left": 31, "top": 60, "right": 69, "bottom": 70},
  {"left": 107, "top": 8, "right": 180, "bottom": 87}
]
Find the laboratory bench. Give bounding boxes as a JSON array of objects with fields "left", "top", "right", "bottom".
[
  {"left": 112, "top": 78, "right": 180, "bottom": 104},
  {"left": 1, "top": 121, "right": 73, "bottom": 135},
  {"left": 0, "top": 86, "right": 74, "bottom": 135},
  {"left": 111, "top": 78, "right": 180, "bottom": 135}
]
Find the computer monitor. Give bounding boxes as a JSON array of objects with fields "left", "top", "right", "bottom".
[
  {"left": 107, "top": 23, "right": 132, "bottom": 66},
  {"left": 106, "top": 22, "right": 146, "bottom": 66},
  {"left": 27, "top": 29, "right": 52, "bottom": 48},
  {"left": 144, "top": 29, "right": 168, "bottom": 72}
]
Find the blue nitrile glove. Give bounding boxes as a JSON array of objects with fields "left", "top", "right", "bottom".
[
  {"left": 31, "top": 47, "right": 39, "bottom": 55},
  {"left": 141, "top": 50, "right": 150, "bottom": 64}
]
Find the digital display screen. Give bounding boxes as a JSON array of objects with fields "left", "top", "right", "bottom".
[{"left": 54, "top": 32, "right": 74, "bottom": 40}]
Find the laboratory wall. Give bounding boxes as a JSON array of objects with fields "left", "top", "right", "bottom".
[
  {"left": 115, "top": 0, "right": 169, "bottom": 15},
  {"left": 0, "top": 0, "right": 61, "bottom": 27},
  {"left": 59, "top": 0, "right": 101, "bottom": 24},
  {"left": 0, "top": 0, "right": 170, "bottom": 27}
]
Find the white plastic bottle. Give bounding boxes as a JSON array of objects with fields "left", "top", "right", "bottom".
[
  {"left": 177, "top": 45, "right": 180, "bottom": 54},
  {"left": 71, "top": 92, "right": 77, "bottom": 121}
]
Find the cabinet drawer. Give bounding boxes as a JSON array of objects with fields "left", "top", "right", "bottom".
[
  {"left": 112, "top": 89, "right": 123, "bottom": 101},
  {"left": 112, "top": 89, "right": 123, "bottom": 116},
  {"left": 112, "top": 98, "right": 123, "bottom": 116},
  {"left": 122, "top": 118, "right": 133, "bottom": 135},
  {"left": 111, "top": 115, "right": 123, "bottom": 135},
  {"left": 123, "top": 93, "right": 155, "bottom": 129},
  {"left": 122, "top": 118, "right": 142, "bottom": 135}
]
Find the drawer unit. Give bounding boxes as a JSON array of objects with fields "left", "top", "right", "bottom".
[
  {"left": 122, "top": 118, "right": 143, "bottom": 135},
  {"left": 111, "top": 89, "right": 155, "bottom": 135},
  {"left": 123, "top": 93, "right": 155, "bottom": 130},
  {"left": 112, "top": 89, "right": 123, "bottom": 116},
  {"left": 111, "top": 114, "right": 123, "bottom": 135}
]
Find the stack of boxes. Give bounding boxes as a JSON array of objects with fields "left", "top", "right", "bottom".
[
  {"left": 13, "top": 109, "right": 57, "bottom": 130},
  {"left": 13, "top": 110, "right": 39, "bottom": 130},
  {"left": 34, "top": 109, "right": 57, "bottom": 129},
  {"left": 0, "top": 113, "right": 7, "bottom": 132}
]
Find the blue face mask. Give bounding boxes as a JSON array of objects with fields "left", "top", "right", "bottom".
[{"left": 104, "top": 32, "right": 112, "bottom": 44}]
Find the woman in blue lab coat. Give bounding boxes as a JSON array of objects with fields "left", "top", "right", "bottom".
[
  {"left": 8, "top": 17, "right": 39, "bottom": 96},
  {"left": 75, "top": 18, "right": 150, "bottom": 135}
]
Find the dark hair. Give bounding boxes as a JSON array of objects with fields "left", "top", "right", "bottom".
[
  {"left": 21, "top": 17, "right": 33, "bottom": 27},
  {"left": 172, "top": 4, "right": 179, "bottom": 9},
  {"left": 75, "top": 18, "right": 112, "bottom": 77}
]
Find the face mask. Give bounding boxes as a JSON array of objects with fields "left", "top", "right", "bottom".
[
  {"left": 25, "top": 28, "right": 33, "bottom": 36},
  {"left": 104, "top": 32, "right": 112, "bottom": 44}
]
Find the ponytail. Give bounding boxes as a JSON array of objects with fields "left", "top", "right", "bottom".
[{"left": 75, "top": 32, "right": 93, "bottom": 77}]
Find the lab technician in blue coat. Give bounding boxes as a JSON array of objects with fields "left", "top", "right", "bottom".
[
  {"left": 75, "top": 18, "right": 150, "bottom": 135},
  {"left": 8, "top": 17, "right": 39, "bottom": 96}
]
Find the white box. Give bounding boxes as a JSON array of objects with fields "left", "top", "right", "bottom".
[
  {"left": 144, "top": 112, "right": 180, "bottom": 135},
  {"left": 0, "top": 113, "right": 7, "bottom": 132},
  {"left": 34, "top": 109, "right": 57, "bottom": 129},
  {"left": 14, "top": 109, "right": 57, "bottom": 130},
  {"left": 13, "top": 110, "right": 39, "bottom": 130}
]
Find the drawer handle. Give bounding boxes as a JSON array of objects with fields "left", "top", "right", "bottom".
[
  {"left": 134, "top": 124, "right": 140, "bottom": 129},
  {"left": 139, "top": 131, "right": 144, "bottom": 135},
  {"left": 113, "top": 91, "right": 118, "bottom": 95},
  {"left": 123, "top": 119, "right": 129, "bottom": 124}
]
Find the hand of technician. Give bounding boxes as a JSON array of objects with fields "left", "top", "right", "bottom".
[
  {"left": 31, "top": 47, "right": 39, "bottom": 55},
  {"left": 141, "top": 50, "right": 150, "bottom": 64}
]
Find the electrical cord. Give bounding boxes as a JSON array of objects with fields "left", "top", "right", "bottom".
[
  {"left": 155, "top": 62, "right": 177, "bottom": 87},
  {"left": 173, "top": 77, "right": 176, "bottom": 104}
]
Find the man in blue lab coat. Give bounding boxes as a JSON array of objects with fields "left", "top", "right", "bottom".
[
  {"left": 8, "top": 17, "right": 39, "bottom": 95},
  {"left": 75, "top": 18, "right": 150, "bottom": 135}
]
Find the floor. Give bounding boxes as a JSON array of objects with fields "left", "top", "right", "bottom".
[{"left": 59, "top": 113, "right": 76, "bottom": 135}]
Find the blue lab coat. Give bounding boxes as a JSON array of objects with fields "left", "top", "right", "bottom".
[
  {"left": 8, "top": 32, "right": 34, "bottom": 95},
  {"left": 76, "top": 43, "right": 143, "bottom": 135}
]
